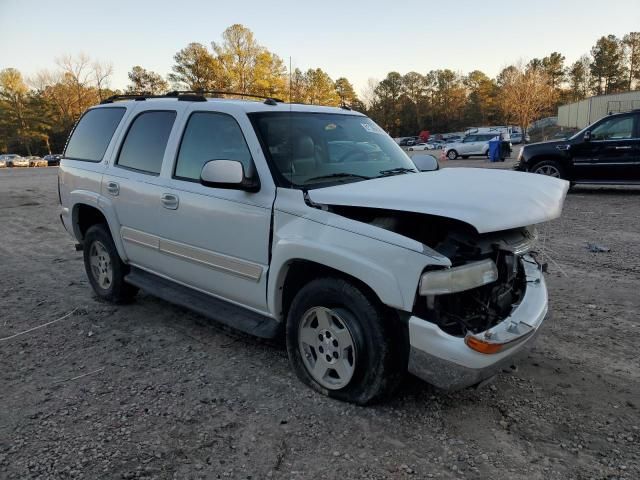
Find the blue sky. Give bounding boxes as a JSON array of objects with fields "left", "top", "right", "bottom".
[{"left": 1, "top": 0, "right": 639, "bottom": 93}]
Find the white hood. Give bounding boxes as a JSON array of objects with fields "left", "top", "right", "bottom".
[{"left": 308, "top": 168, "right": 569, "bottom": 234}]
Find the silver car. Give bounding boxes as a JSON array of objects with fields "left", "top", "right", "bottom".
[
  {"left": 1, "top": 154, "right": 28, "bottom": 167},
  {"left": 443, "top": 134, "right": 499, "bottom": 160}
]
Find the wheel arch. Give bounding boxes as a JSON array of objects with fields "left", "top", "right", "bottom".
[
  {"left": 526, "top": 154, "right": 569, "bottom": 172},
  {"left": 275, "top": 259, "right": 393, "bottom": 325},
  {"left": 70, "top": 196, "right": 127, "bottom": 261}
]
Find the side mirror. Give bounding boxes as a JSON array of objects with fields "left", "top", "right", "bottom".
[
  {"left": 583, "top": 131, "right": 591, "bottom": 142},
  {"left": 411, "top": 154, "right": 439, "bottom": 172},
  {"left": 200, "top": 160, "right": 259, "bottom": 192}
]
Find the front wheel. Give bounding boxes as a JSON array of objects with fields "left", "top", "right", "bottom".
[
  {"left": 530, "top": 160, "right": 564, "bottom": 179},
  {"left": 447, "top": 150, "right": 458, "bottom": 160},
  {"left": 286, "top": 277, "right": 405, "bottom": 405}
]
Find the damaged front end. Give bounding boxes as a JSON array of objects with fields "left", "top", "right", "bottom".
[
  {"left": 407, "top": 226, "right": 548, "bottom": 390},
  {"left": 326, "top": 205, "right": 548, "bottom": 390},
  {"left": 415, "top": 226, "right": 538, "bottom": 340}
]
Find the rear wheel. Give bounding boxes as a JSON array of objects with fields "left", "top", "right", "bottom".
[
  {"left": 447, "top": 150, "right": 458, "bottom": 160},
  {"left": 286, "top": 277, "right": 405, "bottom": 405},
  {"left": 531, "top": 160, "right": 564, "bottom": 179},
  {"left": 83, "top": 224, "right": 138, "bottom": 303}
]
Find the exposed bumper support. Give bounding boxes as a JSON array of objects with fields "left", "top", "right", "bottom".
[{"left": 408, "top": 255, "right": 548, "bottom": 391}]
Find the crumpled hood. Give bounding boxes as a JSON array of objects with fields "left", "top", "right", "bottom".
[{"left": 308, "top": 168, "right": 569, "bottom": 234}]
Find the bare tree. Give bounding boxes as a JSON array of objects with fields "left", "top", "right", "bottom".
[
  {"left": 360, "top": 78, "right": 379, "bottom": 109},
  {"left": 93, "top": 61, "right": 114, "bottom": 100},
  {"left": 500, "top": 64, "right": 557, "bottom": 137},
  {"left": 55, "top": 53, "right": 101, "bottom": 114}
]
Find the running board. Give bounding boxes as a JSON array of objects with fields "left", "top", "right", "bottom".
[{"left": 125, "top": 267, "right": 281, "bottom": 339}]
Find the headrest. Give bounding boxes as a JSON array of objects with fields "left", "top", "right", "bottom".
[{"left": 293, "top": 135, "right": 314, "bottom": 158}]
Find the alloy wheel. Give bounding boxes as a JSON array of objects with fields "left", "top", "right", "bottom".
[
  {"left": 534, "top": 164, "right": 561, "bottom": 178},
  {"left": 89, "top": 240, "right": 113, "bottom": 290},
  {"left": 298, "top": 306, "right": 356, "bottom": 390}
]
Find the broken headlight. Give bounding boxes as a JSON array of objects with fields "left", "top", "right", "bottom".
[{"left": 419, "top": 259, "right": 498, "bottom": 296}]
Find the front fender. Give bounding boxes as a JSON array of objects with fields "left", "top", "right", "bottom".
[{"left": 268, "top": 209, "right": 446, "bottom": 316}]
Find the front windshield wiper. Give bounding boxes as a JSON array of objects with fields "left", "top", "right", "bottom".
[
  {"left": 378, "top": 167, "right": 417, "bottom": 177},
  {"left": 305, "top": 172, "right": 372, "bottom": 183}
]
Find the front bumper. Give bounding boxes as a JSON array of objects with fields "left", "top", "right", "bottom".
[{"left": 408, "top": 255, "right": 548, "bottom": 391}]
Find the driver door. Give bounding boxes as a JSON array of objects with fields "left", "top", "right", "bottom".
[
  {"left": 572, "top": 114, "right": 637, "bottom": 181},
  {"left": 459, "top": 136, "right": 475, "bottom": 154}
]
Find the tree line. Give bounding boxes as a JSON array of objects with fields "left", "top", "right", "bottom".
[{"left": 1, "top": 25, "right": 638, "bottom": 155}]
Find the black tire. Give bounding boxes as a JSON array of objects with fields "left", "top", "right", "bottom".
[
  {"left": 530, "top": 159, "right": 565, "bottom": 179},
  {"left": 461, "top": 155, "right": 470, "bottom": 159},
  {"left": 447, "top": 150, "right": 458, "bottom": 160},
  {"left": 286, "top": 277, "right": 406, "bottom": 405},
  {"left": 83, "top": 224, "right": 138, "bottom": 303}
]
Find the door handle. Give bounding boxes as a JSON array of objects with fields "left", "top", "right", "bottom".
[
  {"left": 106, "top": 181, "right": 119, "bottom": 196},
  {"left": 614, "top": 146, "right": 632, "bottom": 150},
  {"left": 160, "top": 193, "right": 179, "bottom": 210}
]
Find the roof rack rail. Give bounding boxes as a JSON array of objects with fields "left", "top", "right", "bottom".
[
  {"left": 100, "top": 93, "right": 168, "bottom": 104},
  {"left": 165, "top": 90, "right": 284, "bottom": 104},
  {"left": 101, "top": 90, "right": 284, "bottom": 105}
]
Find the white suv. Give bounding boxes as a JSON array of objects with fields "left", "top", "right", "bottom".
[
  {"left": 58, "top": 92, "right": 568, "bottom": 404},
  {"left": 444, "top": 133, "right": 500, "bottom": 160}
]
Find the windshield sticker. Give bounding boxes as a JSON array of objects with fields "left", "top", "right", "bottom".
[
  {"left": 361, "top": 122, "right": 384, "bottom": 134},
  {"left": 325, "top": 123, "right": 337, "bottom": 131}
]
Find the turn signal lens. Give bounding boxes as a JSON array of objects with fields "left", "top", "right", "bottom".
[{"left": 464, "top": 335, "right": 504, "bottom": 354}]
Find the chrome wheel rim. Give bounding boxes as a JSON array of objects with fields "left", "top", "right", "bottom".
[
  {"left": 89, "top": 240, "right": 113, "bottom": 290},
  {"left": 534, "top": 165, "right": 560, "bottom": 178},
  {"left": 298, "top": 307, "right": 356, "bottom": 390},
  {"left": 447, "top": 151, "right": 456, "bottom": 159}
]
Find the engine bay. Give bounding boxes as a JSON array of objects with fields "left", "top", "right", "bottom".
[{"left": 328, "top": 205, "right": 536, "bottom": 336}]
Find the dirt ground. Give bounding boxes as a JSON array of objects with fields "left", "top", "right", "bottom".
[{"left": 1, "top": 165, "right": 638, "bottom": 480}]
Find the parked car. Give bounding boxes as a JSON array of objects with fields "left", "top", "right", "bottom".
[
  {"left": 0, "top": 159, "right": 6, "bottom": 168},
  {"left": 7, "top": 155, "right": 29, "bottom": 167},
  {"left": 398, "top": 136, "right": 420, "bottom": 147},
  {"left": 27, "top": 156, "right": 48, "bottom": 167},
  {"left": 1, "top": 154, "right": 25, "bottom": 167},
  {"left": 516, "top": 109, "right": 640, "bottom": 184},
  {"left": 510, "top": 132, "right": 530, "bottom": 144},
  {"left": 44, "top": 154, "right": 62, "bottom": 166},
  {"left": 406, "top": 143, "right": 429, "bottom": 152},
  {"left": 443, "top": 133, "right": 501, "bottom": 159},
  {"left": 59, "top": 93, "right": 568, "bottom": 404}
]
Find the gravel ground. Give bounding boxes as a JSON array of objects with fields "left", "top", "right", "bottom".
[{"left": 1, "top": 166, "right": 638, "bottom": 479}]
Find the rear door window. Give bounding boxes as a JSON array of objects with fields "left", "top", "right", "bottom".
[
  {"left": 64, "top": 107, "right": 126, "bottom": 162},
  {"left": 116, "top": 111, "right": 176, "bottom": 174}
]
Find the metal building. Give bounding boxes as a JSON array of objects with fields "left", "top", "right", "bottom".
[{"left": 557, "top": 91, "right": 640, "bottom": 129}]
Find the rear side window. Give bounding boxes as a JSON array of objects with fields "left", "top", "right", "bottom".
[
  {"left": 116, "top": 111, "right": 176, "bottom": 174},
  {"left": 174, "top": 112, "right": 253, "bottom": 181},
  {"left": 65, "top": 108, "right": 126, "bottom": 162}
]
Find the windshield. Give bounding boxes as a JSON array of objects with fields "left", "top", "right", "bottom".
[{"left": 250, "top": 112, "right": 417, "bottom": 188}]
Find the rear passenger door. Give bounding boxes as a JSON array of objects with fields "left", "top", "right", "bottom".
[
  {"left": 157, "top": 108, "right": 275, "bottom": 313},
  {"left": 103, "top": 108, "right": 181, "bottom": 271}
]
